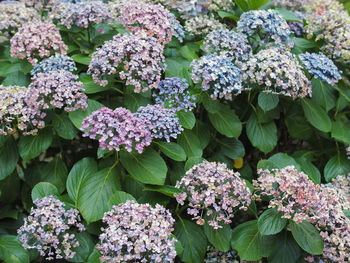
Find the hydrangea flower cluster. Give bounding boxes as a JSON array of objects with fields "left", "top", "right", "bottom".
[
  {"left": 203, "top": 30, "right": 252, "bottom": 65},
  {"left": 112, "top": 0, "right": 177, "bottom": 45},
  {"left": 305, "top": 0, "right": 350, "bottom": 61},
  {"left": 135, "top": 104, "right": 183, "bottom": 142},
  {"left": 0, "top": 1, "right": 39, "bottom": 36},
  {"left": 58, "top": 1, "right": 113, "bottom": 29},
  {"left": 81, "top": 107, "right": 152, "bottom": 153},
  {"left": 299, "top": 52, "right": 342, "bottom": 85},
  {"left": 184, "top": 14, "right": 226, "bottom": 37},
  {"left": 242, "top": 47, "right": 311, "bottom": 98},
  {"left": 205, "top": 247, "right": 240, "bottom": 263},
  {"left": 10, "top": 21, "right": 67, "bottom": 65},
  {"left": 271, "top": 0, "right": 307, "bottom": 10},
  {"left": 19, "top": 0, "right": 58, "bottom": 11},
  {"left": 28, "top": 70, "right": 88, "bottom": 112},
  {"left": 237, "top": 9, "right": 293, "bottom": 48},
  {"left": 153, "top": 78, "right": 196, "bottom": 112},
  {"left": 191, "top": 54, "right": 243, "bottom": 100},
  {"left": 175, "top": 162, "right": 251, "bottom": 229},
  {"left": 17, "top": 196, "right": 85, "bottom": 261},
  {"left": 0, "top": 85, "right": 45, "bottom": 135},
  {"left": 88, "top": 33, "right": 165, "bottom": 93},
  {"left": 97, "top": 200, "right": 176, "bottom": 263},
  {"left": 31, "top": 55, "right": 77, "bottom": 76},
  {"left": 287, "top": 11, "right": 305, "bottom": 37}
]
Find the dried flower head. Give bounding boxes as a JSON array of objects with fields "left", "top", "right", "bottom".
[
  {"left": 88, "top": 33, "right": 165, "bottom": 93},
  {"left": 237, "top": 9, "right": 293, "bottom": 48},
  {"left": 175, "top": 162, "right": 251, "bottom": 229},
  {"left": 0, "top": 1, "right": 40, "bottom": 36},
  {"left": 58, "top": 1, "right": 113, "bottom": 29},
  {"left": 31, "top": 55, "right": 77, "bottom": 76},
  {"left": 97, "top": 200, "right": 176, "bottom": 263},
  {"left": 300, "top": 52, "right": 342, "bottom": 85},
  {"left": 153, "top": 78, "right": 196, "bottom": 112},
  {"left": 81, "top": 107, "right": 152, "bottom": 153},
  {"left": 203, "top": 30, "right": 252, "bottom": 65},
  {"left": 0, "top": 85, "right": 46, "bottom": 136},
  {"left": 10, "top": 21, "right": 67, "bottom": 65},
  {"left": 28, "top": 70, "right": 88, "bottom": 112},
  {"left": 17, "top": 196, "right": 85, "bottom": 261},
  {"left": 135, "top": 104, "right": 183, "bottom": 142},
  {"left": 191, "top": 54, "right": 243, "bottom": 100},
  {"left": 185, "top": 14, "right": 226, "bottom": 37},
  {"left": 242, "top": 47, "right": 311, "bottom": 98}
]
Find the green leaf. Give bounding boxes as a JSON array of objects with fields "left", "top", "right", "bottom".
[
  {"left": 217, "top": 11, "right": 239, "bottom": 21},
  {"left": 124, "top": 94, "right": 151, "bottom": 112},
  {"left": 258, "top": 208, "right": 287, "bottom": 235},
  {"left": 69, "top": 99, "right": 104, "bottom": 129},
  {"left": 0, "top": 137, "right": 18, "bottom": 180},
  {"left": 120, "top": 148, "right": 167, "bottom": 185},
  {"left": 0, "top": 235, "right": 29, "bottom": 263},
  {"left": 257, "top": 153, "right": 301, "bottom": 171},
  {"left": 231, "top": 220, "right": 270, "bottom": 261},
  {"left": 295, "top": 156, "right": 321, "bottom": 184},
  {"left": 311, "top": 79, "right": 336, "bottom": 112},
  {"left": 69, "top": 232, "right": 95, "bottom": 263},
  {"left": 157, "top": 142, "right": 186, "bottom": 161},
  {"left": 276, "top": 8, "right": 303, "bottom": 22},
  {"left": 178, "top": 130, "right": 203, "bottom": 158},
  {"left": 66, "top": 158, "right": 98, "bottom": 205},
  {"left": 76, "top": 167, "right": 121, "bottom": 223},
  {"left": 87, "top": 249, "right": 101, "bottom": 263},
  {"left": 258, "top": 93, "right": 279, "bottom": 112},
  {"left": 143, "top": 185, "right": 182, "bottom": 198},
  {"left": 201, "top": 94, "right": 221, "bottom": 113},
  {"left": 41, "top": 157, "right": 68, "bottom": 193},
  {"left": 2, "top": 72, "right": 29, "bottom": 86},
  {"left": 324, "top": 154, "right": 350, "bottom": 182},
  {"left": 301, "top": 98, "right": 332, "bottom": 132},
  {"left": 179, "top": 45, "right": 199, "bottom": 61},
  {"left": 18, "top": 129, "right": 53, "bottom": 161},
  {"left": 72, "top": 54, "right": 91, "bottom": 65},
  {"left": 218, "top": 138, "right": 245, "bottom": 159},
  {"left": 285, "top": 106, "right": 313, "bottom": 139},
  {"left": 246, "top": 113, "right": 277, "bottom": 154},
  {"left": 208, "top": 107, "right": 242, "bottom": 138},
  {"left": 53, "top": 113, "right": 78, "bottom": 140},
  {"left": 108, "top": 191, "right": 136, "bottom": 207},
  {"left": 233, "top": 0, "right": 250, "bottom": 11},
  {"left": 268, "top": 232, "right": 301, "bottom": 263},
  {"left": 177, "top": 111, "right": 196, "bottom": 129},
  {"left": 31, "top": 182, "right": 59, "bottom": 201},
  {"left": 248, "top": 0, "right": 269, "bottom": 9},
  {"left": 290, "top": 221, "right": 324, "bottom": 255},
  {"left": 79, "top": 74, "right": 110, "bottom": 94},
  {"left": 204, "top": 223, "right": 232, "bottom": 252},
  {"left": 331, "top": 119, "right": 350, "bottom": 144},
  {"left": 175, "top": 219, "right": 207, "bottom": 263},
  {"left": 294, "top": 38, "right": 317, "bottom": 49}
]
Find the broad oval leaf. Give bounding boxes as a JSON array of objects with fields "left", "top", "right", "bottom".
[
  {"left": 258, "top": 92, "right": 279, "bottom": 112},
  {"left": 178, "top": 130, "right": 203, "bottom": 158},
  {"left": 301, "top": 98, "right": 332, "bottom": 132},
  {"left": 268, "top": 231, "right": 301, "bottom": 263},
  {"left": 157, "top": 142, "right": 187, "bottom": 161},
  {"left": 208, "top": 107, "right": 242, "bottom": 138},
  {"left": 69, "top": 99, "right": 104, "bottom": 129},
  {"left": 31, "top": 182, "right": 59, "bottom": 201},
  {"left": 53, "top": 113, "right": 77, "bottom": 140},
  {"left": 0, "top": 235, "right": 29, "bottom": 263},
  {"left": 177, "top": 111, "right": 196, "bottom": 129},
  {"left": 258, "top": 208, "right": 287, "bottom": 235},
  {"left": 0, "top": 136, "right": 19, "bottom": 180},
  {"left": 204, "top": 222, "right": 232, "bottom": 252},
  {"left": 324, "top": 155, "right": 350, "bottom": 182},
  {"left": 108, "top": 191, "right": 136, "bottom": 207},
  {"left": 68, "top": 232, "right": 95, "bottom": 263},
  {"left": 311, "top": 78, "right": 336, "bottom": 112},
  {"left": 18, "top": 129, "right": 53, "bottom": 161}
]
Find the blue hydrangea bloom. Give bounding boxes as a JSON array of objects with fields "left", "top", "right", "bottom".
[
  {"left": 237, "top": 9, "right": 293, "bottom": 48},
  {"left": 153, "top": 78, "right": 196, "bottom": 112},
  {"left": 299, "top": 52, "right": 342, "bottom": 85},
  {"left": 31, "top": 55, "right": 77, "bottom": 76},
  {"left": 191, "top": 54, "right": 243, "bottom": 100}
]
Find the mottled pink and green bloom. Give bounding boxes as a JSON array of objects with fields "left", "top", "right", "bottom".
[
  {"left": 81, "top": 107, "right": 152, "bottom": 153},
  {"left": 97, "top": 200, "right": 176, "bottom": 263},
  {"left": 175, "top": 161, "right": 251, "bottom": 229}
]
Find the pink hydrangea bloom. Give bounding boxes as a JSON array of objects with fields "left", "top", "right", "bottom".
[
  {"left": 97, "top": 200, "right": 176, "bottom": 263},
  {"left": 10, "top": 21, "right": 67, "bottom": 65},
  {"left": 88, "top": 33, "right": 165, "bottom": 93},
  {"left": 80, "top": 107, "right": 152, "bottom": 153},
  {"left": 175, "top": 161, "right": 251, "bottom": 229}
]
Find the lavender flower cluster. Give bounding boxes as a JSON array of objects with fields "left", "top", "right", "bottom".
[
  {"left": 153, "top": 78, "right": 196, "bottom": 112},
  {"left": 287, "top": 11, "right": 305, "bottom": 37},
  {"left": 203, "top": 30, "right": 252, "bottom": 65},
  {"left": 184, "top": 14, "right": 226, "bottom": 37},
  {"left": 242, "top": 47, "right": 312, "bottom": 99},
  {"left": 81, "top": 107, "right": 152, "bottom": 153},
  {"left": 191, "top": 54, "right": 243, "bottom": 100},
  {"left": 31, "top": 55, "right": 77, "bottom": 76},
  {"left": 58, "top": 1, "right": 113, "bottom": 29},
  {"left": 88, "top": 33, "right": 165, "bottom": 93},
  {"left": 0, "top": 85, "right": 45, "bottom": 135},
  {"left": 135, "top": 104, "right": 183, "bottom": 142},
  {"left": 97, "top": 200, "right": 176, "bottom": 263},
  {"left": 271, "top": 0, "right": 307, "bottom": 10},
  {"left": 10, "top": 21, "right": 68, "bottom": 65},
  {"left": 237, "top": 9, "right": 293, "bottom": 48},
  {"left": 175, "top": 162, "right": 251, "bottom": 229},
  {"left": 0, "top": 1, "right": 39, "bottom": 36},
  {"left": 299, "top": 52, "right": 342, "bottom": 85},
  {"left": 17, "top": 196, "right": 85, "bottom": 261},
  {"left": 28, "top": 70, "right": 88, "bottom": 112}
]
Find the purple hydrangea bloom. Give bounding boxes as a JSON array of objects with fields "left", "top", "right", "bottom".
[
  {"left": 153, "top": 78, "right": 196, "bottom": 112},
  {"left": 81, "top": 107, "right": 152, "bottom": 153},
  {"left": 287, "top": 11, "right": 305, "bottom": 37},
  {"left": 31, "top": 55, "right": 77, "bottom": 76},
  {"left": 299, "top": 52, "right": 342, "bottom": 85},
  {"left": 135, "top": 104, "right": 183, "bottom": 142}
]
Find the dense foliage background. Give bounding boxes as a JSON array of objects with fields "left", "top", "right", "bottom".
[{"left": 0, "top": 0, "right": 350, "bottom": 262}]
